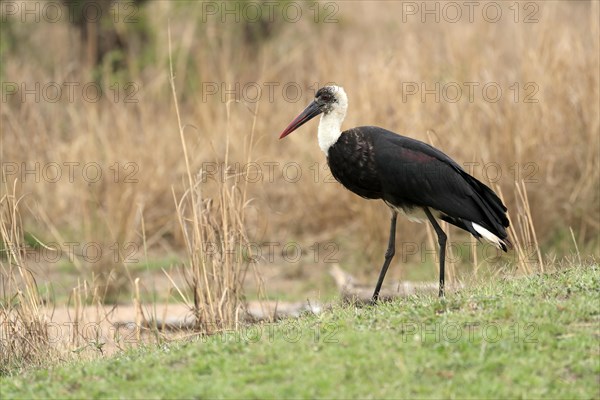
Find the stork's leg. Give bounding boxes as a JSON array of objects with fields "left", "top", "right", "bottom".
[
  {"left": 372, "top": 210, "right": 398, "bottom": 302},
  {"left": 423, "top": 207, "right": 447, "bottom": 297}
]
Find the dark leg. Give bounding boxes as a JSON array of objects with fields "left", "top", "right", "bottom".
[
  {"left": 423, "top": 207, "right": 447, "bottom": 297},
  {"left": 372, "top": 210, "right": 398, "bottom": 302}
]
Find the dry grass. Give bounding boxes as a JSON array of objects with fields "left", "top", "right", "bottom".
[
  {"left": 168, "top": 25, "right": 260, "bottom": 332},
  {"left": 1, "top": 181, "right": 178, "bottom": 374},
  {"left": 0, "top": 182, "right": 55, "bottom": 374},
  {"left": 1, "top": 0, "right": 599, "bottom": 373}
]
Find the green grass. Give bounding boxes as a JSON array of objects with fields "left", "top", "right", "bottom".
[{"left": 2, "top": 264, "right": 599, "bottom": 399}]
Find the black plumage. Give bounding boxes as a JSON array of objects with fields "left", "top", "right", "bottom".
[{"left": 328, "top": 126, "right": 509, "bottom": 249}]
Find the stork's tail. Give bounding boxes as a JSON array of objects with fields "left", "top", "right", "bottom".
[{"left": 472, "top": 222, "right": 512, "bottom": 252}]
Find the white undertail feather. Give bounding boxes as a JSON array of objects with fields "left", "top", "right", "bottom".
[
  {"left": 472, "top": 222, "right": 505, "bottom": 249},
  {"left": 318, "top": 86, "right": 348, "bottom": 154}
]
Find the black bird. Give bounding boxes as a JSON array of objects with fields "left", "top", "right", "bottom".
[{"left": 280, "top": 86, "right": 511, "bottom": 301}]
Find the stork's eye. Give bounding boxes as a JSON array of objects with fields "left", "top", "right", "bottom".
[{"left": 320, "top": 93, "right": 333, "bottom": 102}]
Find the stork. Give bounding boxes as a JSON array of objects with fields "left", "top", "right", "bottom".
[{"left": 279, "top": 86, "right": 510, "bottom": 301}]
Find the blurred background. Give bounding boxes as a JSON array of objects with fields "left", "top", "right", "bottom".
[{"left": 1, "top": 0, "right": 599, "bottom": 308}]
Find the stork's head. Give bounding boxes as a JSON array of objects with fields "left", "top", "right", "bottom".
[{"left": 279, "top": 85, "right": 348, "bottom": 139}]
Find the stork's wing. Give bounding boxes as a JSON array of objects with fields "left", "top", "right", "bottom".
[{"left": 361, "top": 126, "right": 509, "bottom": 238}]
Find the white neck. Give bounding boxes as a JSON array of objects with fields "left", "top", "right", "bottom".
[
  {"left": 318, "top": 108, "right": 346, "bottom": 154},
  {"left": 319, "top": 110, "right": 344, "bottom": 155}
]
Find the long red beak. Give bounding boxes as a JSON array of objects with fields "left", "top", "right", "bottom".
[{"left": 279, "top": 101, "right": 323, "bottom": 139}]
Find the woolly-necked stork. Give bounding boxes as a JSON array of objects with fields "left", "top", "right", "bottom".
[{"left": 279, "top": 86, "right": 510, "bottom": 301}]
